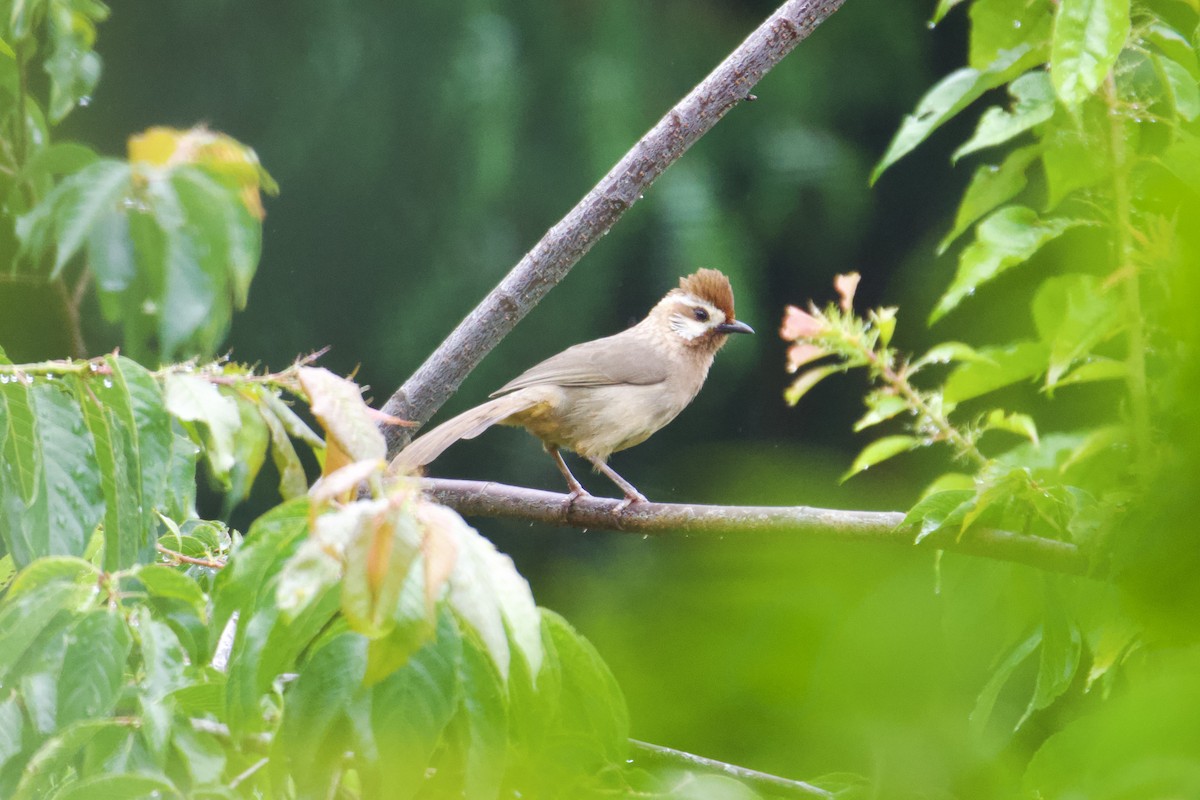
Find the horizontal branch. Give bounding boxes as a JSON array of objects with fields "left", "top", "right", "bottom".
[
  {"left": 630, "top": 739, "right": 833, "bottom": 799},
  {"left": 381, "top": 0, "right": 847, "bottom": 457},
  {"left": 420, "top": 479, "right": 1093, "bottom": 577}
]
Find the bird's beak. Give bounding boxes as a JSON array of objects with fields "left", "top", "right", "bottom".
[{"left": 715, "top": 320, "right": 755, "bottom": 335}]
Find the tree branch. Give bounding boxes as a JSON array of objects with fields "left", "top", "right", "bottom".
[
  {"left": 420, "top": 479, "right": 1094, "bottom": 577},
  {"left": 629, "top": 739, "right": 834, "bottom": 799},
  {"left": 381, "top": 0, "right": 847, "bottom": 457}
]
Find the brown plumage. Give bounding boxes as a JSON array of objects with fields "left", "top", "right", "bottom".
[{"left": 391, "top": 269, "right": 753, "bottom": 509}]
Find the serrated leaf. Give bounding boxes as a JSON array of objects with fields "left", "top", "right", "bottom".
[
  {"left": 1032, "top": 274, "right": 1121, "bottom": 388},
  {"left": 444, "top": 628, "right": 508, "bottom": 800},
  {"left": 57, "top": 610, "right": 132, "bottom": 727},
  {"left": 1041, "top": 102, "right": 1110, "bottom": 209},
  {"left": 954, "top": 71, "right": 1055, "bottom": 161},
  {"left": 939, "top": 146, "right": 1042, "bottom": 255},
  {"left": 223, "top": 392, "right": 270, "bottom": 511},
  {"left": 945, "top": 341, "right": 1049, "bottom": 402},
  {"left": 339, "top": 498, "right": 423, "bottom": 638},
  {"left": 163, "top": 374, "right": 240, "bottom": 486},
  {"left": 257, "top": 394, "right": 309, "bottom": 499},
  {"left": 931, "top": 207, "right": 1084, "bottom": 322},
  {"left": 1050, "top": 0, "right": 1130, "bottom": 107},
  {"left": 842, "top": 435, "right": 921, "bottom": 482},
  {"left": 43, "top": 2, "right": 106, "bottom": 123},
  {"left": 0, "top": 382, "right": 104, "bottom": 567}
]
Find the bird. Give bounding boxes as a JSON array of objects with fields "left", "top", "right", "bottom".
[{"left": 390, "top": 268, "right": 754, "bottom": 510}]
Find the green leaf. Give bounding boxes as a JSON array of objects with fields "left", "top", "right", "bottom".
[
  {"left": 912, "top": 341, "right": 995, "bottom": 369},
  {"left": 983, "top": 409, "right": 1039, "bottom": 444},
  {"left": 0, "top": 382, "right": 104, "bottom": 567},
  {"left": 944, "top": 341, "right": 1050, "bottom": 402},
  {"left": 954, "top": 71, "right": 1055, "bottom": 162},
  {"left": 1018, "top": 585, "right": 1082, "bottom": 728},
  {"left": 11, "top": 719, "right": 132, "bottom": 800},
  {"left": 77, "top": 385, "right": 141, "bottom": 572},
  {"left": 170, "top": 720, "right": 227, "bottom": 787},
  {"left": 447, "top": 509, "right": 542, "bottom": 682},
  {"left": 970, "top": 630, "right": 1042, "bottom": 736},
  {"left": 172, "top": 166, "right": 261, "bottom": 309},
  {"left": 1153, "top": 53, "right": 1200, "bottom": 121},
  {"left": 1050, "top": 0, "right": 1130, "bottom": 107},
  {"left": 842, "top": 435, "right": 921, "bottom": 482},
  {"left": 783, "top": 364, "right": 841, "bottom": 406},
  {"left": 541, "top": 610, "right": 629, "bottom": 772},
  {"left": 18, "top": 142, "right": 100, "bottom": 183},
  {"left": 0, "top": 693, "right": 25, "bottom": 775},
  {"left": 1054, "top": 358, "right": 1126, "bottom": 387},
  {"left": 222, "top": 393, "right": 270, "bottom": 511},
  {"left": 15, "top": 160, "right": 130, "bottom": 278},
  {"left": 931, "top": 206, "right": 1084, "bottom": 322},
  {"left": 364, "top": 568, "right": 435, "bottom": 685},
  {"left": 274, "top": 633, "right": 368, "bottom": 800},
  {"left": 57, "top": 609, "right": 132, "bottom": 727},
  {"left": 52, "top": 773, "right": 181, "bottom": 800},
  {"left": 1040, "top": 101, "right": 1110, "bottom": 209},
  {"left": 163, "top": 374, "right": 240, "bottom": 487},
  {"left": 903, "top": 489, "right": 976, "bottom": 544},
  {"left": 257, "top": 394, "right": 309, "bottom": 499},
  {"left": 0, "top": 575, "right": 92, "bottom": 685},
  {"left": 136, "top": 606, "right": 188, "bottom": 702},
  {"left": 43, "top": 1, "right": 107, "bottom": 123},
  {"left": 930, "top": 0, "right": 966, "bottom": 25},
  {"left": 940, "top": 145, "right": 1041, "bottom": 255},
  {"left": 363, "top": 612, "right": 463, "bottom": 800},
  {"left": 83, "top": 356, "right": 172, "bottom": 569},
  {"left": 853, "top": 393, "right": 909, "bottom": 432},
  {"left": 447, "top": 630, "right": 508, "bottom": 800},
  {"left": 1145, "top": 21, "right": 1200, "bottom": 81},
  {"left": 1031, "top": 274, "right": 1121, "bottom": 388},
  {"left": 137, "top": 565, "right": 208, "bottom": 620},
  {"left": 968, "top": 0, "right": 1053, "bottom": 70}
]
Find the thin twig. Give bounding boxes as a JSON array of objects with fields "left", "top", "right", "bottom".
[
  {"left": 629, "top": 739, "right": 834, "bottom": 799},
  {"left": 52, "top": 278, "right": 89, "bottom": 359},
  {"left": 380, "top": 0, "right": 847, "bottom": 457},
  {"left": 156, "top": 543, "right": 226, "bottom": 569},
  {"left": 420, "top": 478, "right": 1093, "bottom": 577}
]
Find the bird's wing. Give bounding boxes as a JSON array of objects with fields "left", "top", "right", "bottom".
[{"left": 490, "top": 330, "right": 669, "bottom": 396}]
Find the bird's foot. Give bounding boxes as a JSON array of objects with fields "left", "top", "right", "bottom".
[
  {"left": 564, "top": 486, "right": 592, "bottom": 508},
  {"left": 612, "top": 491, "right": 648, "bottom": 515}
]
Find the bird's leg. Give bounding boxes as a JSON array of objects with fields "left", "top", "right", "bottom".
[
  {"left": 547, "top": 446, "right": 591, "bottom": 503},
  {"left": 587, "top": 456, "right": 648, "bottom": 513}
]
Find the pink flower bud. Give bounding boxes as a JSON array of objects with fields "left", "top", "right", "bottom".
[
  {"left": 835, "top": 272, "right": 861, "bottom": 312},
  {"left": 780, "top": 305, "right": 824, "bottom": 340}
]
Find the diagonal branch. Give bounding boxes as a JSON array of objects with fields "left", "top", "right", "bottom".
[
  {"left": 630, "top": 739, "right": 834, "bottom": 799},
  {"left": 381, "top": 0, "right": 847, "bottom": 458},
  {"left": 421, "top": 478, "right": 1094, "bottom": 577}
]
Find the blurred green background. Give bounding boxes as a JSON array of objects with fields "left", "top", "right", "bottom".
[{"left": 7, "top": 0, "right": 1117, "bottom": 795}]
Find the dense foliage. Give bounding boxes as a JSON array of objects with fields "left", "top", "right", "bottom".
[{"left": 1, "top": 0, "right": 1198, "bottom": 798}]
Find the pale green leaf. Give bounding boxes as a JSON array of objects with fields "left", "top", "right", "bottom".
[
  {"left": 954, "top": 71, "right": 1055, "bottom": 161},
  {"left": 940, "top": 145, "right": 1041, "bottom": 254},
  {"left": 57, "top": 610, "right": 132, "bottom": 727},
  {"left": 784, "top": 364, "right": 840, "bottom": 406},
  {"left": 1050, "top": 0, "right": 1131, "bottom": 107},
  {"left": 1018, "top": 589, "right": 1081, "bottom": 728},
  {"left": 912, "top": 341, "right": 995, "bottom": 369},
  {"left": 163, "top": 374, "right": 240, "bottom": 484},
  {"left": 983, "top": 409, "right": 1040, "bottom": 444},
  {"left": 1145, "top": 21, "right": 1200, "bottom": 80},
  {"left": 298, "top": 367, "right": 386, "bottom": 465},
  {"left": 932, "top": 207, "right": 1084, "bottom": 322},
  {"left": 842, "top": 435, "right": 921, "bottom": 482},
  {"left": 1055, "top": 358, "right": 1126, "bottom": 387},
  {"left": 944, "top": 341, "right": 1050, "bottom": 403},
  {"left": 872, "top": 44, "right": 1037, "bottom": 183},
  {"left": 970, "top": 630, "right": 1042, "bottom": 736},
  {"left": 853, "top": 393, "right": 909, "bottom": 432},
  {"left": 930, "top": 0, "right": 966, "bottom": 25},
  {"left": 1032, "top": 274, "right": 1121, "bottom": 388},
  {"left": 1153, "top": 53, "right": 1200, "bottom": 121},
  {"left": 969, "top": 0, "right": 1054, "bottom": 70}
]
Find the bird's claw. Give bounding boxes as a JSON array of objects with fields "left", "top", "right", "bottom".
[{"left": 612, "top": 492, "right": 648, "bottom": 514}]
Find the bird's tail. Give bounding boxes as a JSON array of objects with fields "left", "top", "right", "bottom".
[{"left": 390, "top": 392, "right": 539, "bottom": 471}]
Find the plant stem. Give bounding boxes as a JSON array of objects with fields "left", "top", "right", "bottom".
[
  {"left": 156, "top": 543, "right": 226, "bottom": 570},
  {"left": 1103, "top": 74, "right": 1151, "bottom": 473},
  {"left": 53, "top": 277, "right": 89, "bottom": 359},
  {"left": 854, "top": 334, "right": 988, "bottom": 467},
  {"left": 12, "top": 41, "right": 29, "bottom": 169}
]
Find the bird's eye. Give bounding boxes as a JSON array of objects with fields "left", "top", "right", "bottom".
[{"left": 692, "top": 307, "right": 710, "bottom": 322}]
